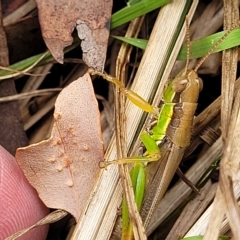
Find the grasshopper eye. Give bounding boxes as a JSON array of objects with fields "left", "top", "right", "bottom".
[{"left": 172, "top": 78, "right": 188, "bottom": 92}]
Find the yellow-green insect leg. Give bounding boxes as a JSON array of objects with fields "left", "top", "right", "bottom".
[
  {"left": 102, "top": 132, "right": 161, "bottom": 166},
  {"left": 123, "top": 89, "right": 157, "bottom": 114},
  {"left": 140, "top": 131, "right": 161, "bottom": 162},
  {"left": 88, "top": 68, "right": 158, "bottom": 115}
]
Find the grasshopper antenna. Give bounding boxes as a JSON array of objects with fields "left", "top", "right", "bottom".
[
  {"left": 194, "top": 27, "right": 234, "bottom": 72},
  {"left": 184, "top": 15, "right": 191, "bottom": 75}
]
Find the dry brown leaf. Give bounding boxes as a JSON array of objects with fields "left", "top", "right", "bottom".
[
  {"left": 6, "top": 210, "right": 68, "bottom": 240},
  {"left": 16, "top": 73, "right": 104, "bottom": 220},
  {"left": 36, "top": 0, "right": 112, "bottom": 70}
]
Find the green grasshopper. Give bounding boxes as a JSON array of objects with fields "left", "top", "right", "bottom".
[{"left": 89, "top": 19, "right": 233, "bottom": 239}]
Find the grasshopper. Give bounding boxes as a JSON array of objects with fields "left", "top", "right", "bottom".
[{"left": 89, "top": 18, "right": 233, "bottom": 239}]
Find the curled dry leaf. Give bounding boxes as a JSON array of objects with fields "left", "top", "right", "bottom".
[
  {"left": 6, "top": 210, "right": 67, "bottom": 240},
  {"left": 36, "top": 0, "right": 113, "bottom": 70},
  {"left": 16, "top": 73, "right": 104, "bottom": 220}
]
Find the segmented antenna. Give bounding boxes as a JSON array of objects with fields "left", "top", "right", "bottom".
[
  {"left": 194, "top": 27, "right": 234, "bottom": 72},
  {"left": 184, "top": 15, "right": 191, "bottom": 75}
]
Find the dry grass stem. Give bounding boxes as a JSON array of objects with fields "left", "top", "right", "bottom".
[
  {"left": 3, "top": 0, "right": 37, "bottom": 26},
  {"left": 0, "top": 88, "right": 61, "bottom": 103}
]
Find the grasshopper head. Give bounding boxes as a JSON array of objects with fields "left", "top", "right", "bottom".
[{"left": 172, "top": 69, "right": 202, "bottom": 103}]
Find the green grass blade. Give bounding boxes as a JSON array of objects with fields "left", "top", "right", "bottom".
[
  {"left": 0, "top": 52, "right": 51, "bottom": 77},
  {"left": 112, "top": 28, "right": 240, "bottom": 61},
  {"left": 112, "top": 36, "right": 147, "bottom": 49},
  {"left": 111, "top": 0, "right": 170, "bottom": 29},
  {"left": 128, "top": 0, "right": 141, "bottom": 6},
  {"left": 178, "top": 28, "right": 240, "bottom": 60},
  {"left": 0, "top": 43, "right": 78, "bottom": 77}
]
